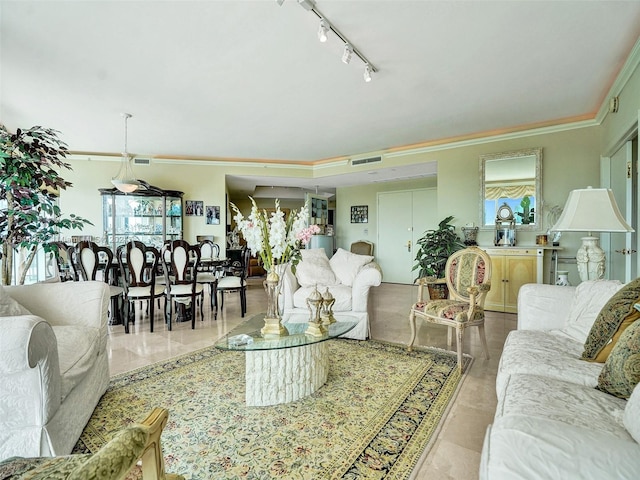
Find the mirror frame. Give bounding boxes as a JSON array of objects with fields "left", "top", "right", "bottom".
[{"left": 479, "top": 147, "right": 543, "bottom": 231}]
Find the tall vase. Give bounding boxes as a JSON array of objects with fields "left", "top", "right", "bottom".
[{"left": 261, "top": 268, "right": 289, "bottom": 337}]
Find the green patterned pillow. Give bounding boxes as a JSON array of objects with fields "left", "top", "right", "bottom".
[
  {"left": 582, "top": 277, "right": 640, "bottom": 361},
  {"left": 597, "top": 319, "right": 640, "bottom": 399}
]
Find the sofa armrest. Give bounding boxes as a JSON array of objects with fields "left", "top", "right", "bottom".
[
  {"left": 351, "top": 262, "right": 382, "bottom": 312},
  {"left": 517, "top": 283, "right": 577, "bottom": 331},
  {"left": 0, "top": 316, "right": 61, "bottom": 432}
]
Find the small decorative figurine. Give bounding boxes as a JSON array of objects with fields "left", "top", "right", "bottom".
[
  {"left": 305, "top": 286, "right": 326, "bottom": 337},
  {"left": 320, "top": 287, "right": 336, "bottom": 325}
]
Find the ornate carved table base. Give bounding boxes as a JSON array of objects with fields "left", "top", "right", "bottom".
[{"left": 245, "top": 342, "right": 329, "bottom": 406}]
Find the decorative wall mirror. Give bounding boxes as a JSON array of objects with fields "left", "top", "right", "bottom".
[{"left": 480, "top": 147, "right": 542, "bottom": 230}]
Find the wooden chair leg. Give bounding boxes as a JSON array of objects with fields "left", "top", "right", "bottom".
[
  {"left": 456, "top": 325, "right": 464, "bottom": 373},
  {"left": 149, "top": 296, "right": 155, "bottom": 333},
  {"left": 477, "top": 323, "right": 490, "bottom": 360},
  {"left": 124, "top": 299, "right": 130, "bottom": 334},
  {"left": 407, "top": 311, "right": 417, "bottom": 351}
]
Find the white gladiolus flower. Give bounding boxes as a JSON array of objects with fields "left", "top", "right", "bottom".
[{"left": 229, "top": 197, "right": 313, "bottom": 272}]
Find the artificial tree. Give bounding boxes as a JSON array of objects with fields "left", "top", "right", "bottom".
[
  {"left": 0, "top": 125, "right": 90, "bottom": 285},
  {"left": 412, "top": 216, "right": 465, "bottom": 279}
]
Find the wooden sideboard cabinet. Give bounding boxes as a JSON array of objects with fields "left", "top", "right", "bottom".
[{"left": 483, "top": 247, "right": 544, "bottom": 313}]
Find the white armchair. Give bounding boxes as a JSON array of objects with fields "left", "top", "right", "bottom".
[
  {"left": 0, "top": 281, "right": 110, "bottom": 461},
  {"left": 281, "top": 248, "right": 382, "bottom": 340}
]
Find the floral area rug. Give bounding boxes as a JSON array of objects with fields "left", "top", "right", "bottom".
[{"left": 74, "top": 340, "right": 470, "bottom": 479}]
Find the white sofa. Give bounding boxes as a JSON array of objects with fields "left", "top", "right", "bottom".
[
  {"left": 0, "top": 281, "right": 110, "bottom": 461},
  {"left": 480, "top": 280, "right": 640, "bottom": 479},
  {"left": 281, "top": 247, "right": 382, "bottom": 340}
]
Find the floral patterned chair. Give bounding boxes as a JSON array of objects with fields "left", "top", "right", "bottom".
[
  {"left": 0, "top": 408, "right": 183, "bottom": 480},
  {"left": 408, "top": 246, "right": 492, "bottom": 371}
]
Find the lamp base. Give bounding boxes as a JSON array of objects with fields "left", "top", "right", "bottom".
[{"left": 576, "top": 236, "right": 605, "bottom": 282}]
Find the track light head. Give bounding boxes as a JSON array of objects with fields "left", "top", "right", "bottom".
[
  {"left": 297, "top": 0, "right": 315, "bottom": 10},
  {"left": 342, "top": 44, "right": 353, "bottom": 64},
  {"left": 318, "top": 20, "right": 329, "bottom": 43},
  {"left": 363, "top": 64, "right": 372, "bottom": 82}
]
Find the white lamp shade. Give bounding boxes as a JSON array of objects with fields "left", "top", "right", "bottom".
[{"left": 551, "top": 187, "right": 634, "bottom": 233}]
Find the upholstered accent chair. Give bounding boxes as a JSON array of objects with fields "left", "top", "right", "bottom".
[
  {"left": 408, "top": 246, "right": 492, "bottom": 371},
  {"left": 350, "top": 240, "right": 374, "bottom": 256},
  {"left": 0, "top": 408, "right": 183, "bottom": 480}
]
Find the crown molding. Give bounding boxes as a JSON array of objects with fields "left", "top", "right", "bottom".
[{"left": 595, "top": 35, "right": 640, "bottom": 124}]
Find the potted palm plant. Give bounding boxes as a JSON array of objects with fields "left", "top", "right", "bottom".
[{"left": 412, "top": 216, "right": 465, "bottom": 298}]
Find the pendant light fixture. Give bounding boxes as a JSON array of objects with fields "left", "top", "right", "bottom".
[{"left": 111, "top": 113, "right": 140, "bottom": 193}]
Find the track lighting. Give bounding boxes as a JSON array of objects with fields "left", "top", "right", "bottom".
[
  {"left": 280, "top": 0, "right": 378, "bottom": 80},
  {"left": 342, "top": 44, "right": 353, "bottom": 64},
  {"left": 363, "top": 64, "right": 372, "bottom": 83},
  {"left": 317, "top": 20, "right": 329, "bottom": 43}
]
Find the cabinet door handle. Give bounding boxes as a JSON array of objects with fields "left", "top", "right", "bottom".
[
  {"left": 615, "top": 249, "right": 637, "bottom": 255},
  {"left": 407, "top": 240, "right": 411, "bottom": 252}
]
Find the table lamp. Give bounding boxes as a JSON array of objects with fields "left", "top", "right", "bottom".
[{"left": 551, "top": 187, "right": 633, "bottom": 282}]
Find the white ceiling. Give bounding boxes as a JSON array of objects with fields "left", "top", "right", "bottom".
[{"left": 2, "top": 1, "right": 640, "bottom": 197}]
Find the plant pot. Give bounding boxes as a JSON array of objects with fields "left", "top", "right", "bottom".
[{"left": 427, "top": 283, "right": 449, "bottom": 300}]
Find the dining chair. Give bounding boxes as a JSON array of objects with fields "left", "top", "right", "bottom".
[
  {"left": 46, "top": 241, "right": 76, "bottom": 281},
  {"left": 216, "top": 246, "right": 250, "bottom": 317},
  {"left": 117, "top": 241, "right": 165, "bottom": 333},
  {"left": 73, "top": 241, "right": 124, "bottom": 326},
  {"left": 196, "top": 239, "right": 220, "bottom": 311},
  {"left": 408, "top": 246, "right": 492, "bottom": 372},
  {"left": 161, "top": 240, "right": 204, "bottom": 330}
]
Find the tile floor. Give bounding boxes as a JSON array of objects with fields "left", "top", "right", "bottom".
[{"left": 108, "top": 278, "right": 517, "bottom": 480}]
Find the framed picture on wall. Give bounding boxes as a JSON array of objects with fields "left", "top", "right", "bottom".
[
  {"left": 185, "top": 200, "right": 204, "bottom": 216},
  {"left": 306, "top": 193, "right": 328, "bottom": 226},
  {"left": 351, "top": 205, "right": 368, "bottom": 223},
  {"left": 206, "top": 205, "right": 220, "bottom": 225}
]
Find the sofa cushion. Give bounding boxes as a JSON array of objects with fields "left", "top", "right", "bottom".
[
  {"left": 295, "top": 249, "right": 337, "bottom": 288},
  {"left": 561, "top": 280, "right": 623, "bottom": 343},
  {"left": 293, "top": 285, "right": 352, "bottom": 312},
  {"left": 483, "top": 415, "right": 640, "bottom": 480},
  {"left": 52, "top": 325, "right": 102, "bottom": 400},
  {"left": 497, "top": 373, "right": 628, "bottom": 438},
  {"left": 496, "top": 329, "right": 603, "bottom": 397},
  {"left": 597, "top": 318, "right": 640, "bottom": 399},
  {"left": 582, "top": 277, "right": 640, "bottom": 361},
  {"left": 0, "top": 285, "right": 31, "bottom": 317},
  {"left": 329, "top": 248, "right": 373, "bottom": 287}
]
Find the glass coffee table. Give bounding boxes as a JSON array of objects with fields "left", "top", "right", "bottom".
[{"left": 215, "top": 313, "right": 357, "bottom": 406}]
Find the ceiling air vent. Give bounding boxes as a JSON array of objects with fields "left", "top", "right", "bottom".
[
  {"left": 351, "top": 156, "right": 382, "bottom": 166},
  {"left": 133, "top": 158, "right": 151, "bottom": 166}
]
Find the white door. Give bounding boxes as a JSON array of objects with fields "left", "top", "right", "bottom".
[
  {"left": 606, "top": 138, "right": 637, "bottom": 283},
  {"left": 377, "top": 189, "right": 438, "bottom": 284}
]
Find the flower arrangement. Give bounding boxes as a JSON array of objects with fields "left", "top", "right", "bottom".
[{"left": 230, "top": 197, "right": 320, "bottom": 273}]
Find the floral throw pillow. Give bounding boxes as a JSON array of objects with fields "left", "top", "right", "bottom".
[
  {"left": 597, "top": 318, "right": 640, "bottom": 399},
  {"left": 581, "top": 277, "right": 640, "bottom": 361}
]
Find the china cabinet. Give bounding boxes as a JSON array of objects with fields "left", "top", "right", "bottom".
[{"left": 99, "top": 181, "right": 183, "bottom": 251}]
